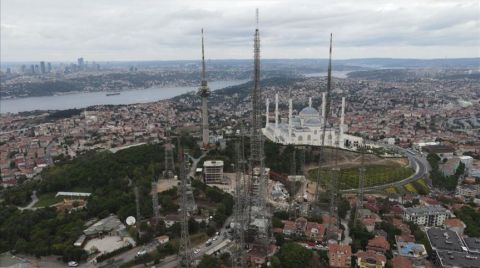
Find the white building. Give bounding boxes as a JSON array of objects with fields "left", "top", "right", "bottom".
[
  {"left": 455, "top": 184, "right": 480, "bottom": 198},
  {"left": 262, "top": 93, "right": 363, "bottom": 149},
  {"left": 404, "top": 205, "right": 449, "bottom": 227},
  {"left": 203, "top": 160, "right": 224, "bottom": 184}
]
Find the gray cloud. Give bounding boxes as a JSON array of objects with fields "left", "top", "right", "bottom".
[{"left": 1, "top": 0, "right": 479, "bottom": 61}]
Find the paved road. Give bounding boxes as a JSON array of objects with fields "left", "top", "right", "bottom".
[
  {"left": 19, "top": 190, "right": 39, "bottom": 211},
  {"left": 341, "top": 147, "right": 429, "bottom": 193},
  {"left": 186, "top": 150, "right": 208, "bottom": 180}
]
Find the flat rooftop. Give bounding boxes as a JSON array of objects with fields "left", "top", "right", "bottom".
[
  {"left": 436, "top": 250, "right": 480, "bottom": 268},
  {"left": 463, "top": 237, "right": 480, "bottom": 253},
  {"left": 405, "top": 205, "right": 447, "bottom": 215},
  {"left": 426, "top": 228, "right": 465, "bottom": 252},
  {"left": 204, "top": 160, "right": 224, "bottom": 167}
]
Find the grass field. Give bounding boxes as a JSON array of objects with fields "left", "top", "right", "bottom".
[
  {"left": 385, "top": 187, "right": 397, "bottom": 194},
  {"left": 403, "top": 183, "right": 418, "bottom": 193},
  {"left": 308, "top": 164, "right": 414, "bottom": 190},
  {"left": 34, "top": 192, "right": 62, "bottom": 207}
]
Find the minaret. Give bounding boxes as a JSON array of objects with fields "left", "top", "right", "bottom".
[
  {"left": 198, "top": 28, "right": 210, "bottom": 148},
  {"left": 288, "top": 98, "right": 293, "bottom": 143},
  {"left": 274, "top": 93, "right": 279, "bottom": 139},
  {"left": 309, "top": 97, "right": 312, "bottom": 108}
]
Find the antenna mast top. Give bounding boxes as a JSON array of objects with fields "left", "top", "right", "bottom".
[
  {"left": 201, "top": 28, "right": 206, "bottom": 81},
  {"left": 256, "top": 8, "right": 259, "bottom": 29}
]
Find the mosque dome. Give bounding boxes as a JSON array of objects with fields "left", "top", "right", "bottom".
[
  {"left": 299, "top": 107, "right": 318, "bottom": 116},
  {"left": 304, "top": 118, "right": 322, "bottom": 126}
]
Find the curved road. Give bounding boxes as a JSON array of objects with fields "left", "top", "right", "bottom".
[{"left": 341, "top": 147, "right": 429, "bottom": 193}]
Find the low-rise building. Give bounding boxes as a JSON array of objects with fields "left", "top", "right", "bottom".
[
  {"left": 391, "top": 256, "right": 412, "bottom": 268},
  {"left": 367, "top": 236, "right": 390, "bottom": 253},
  {"left": 443, "top": 218, "right": 466, "bottom": 235},
  {"left": 403, "top": 205, "right": 449, "bottom": 226},
  {"left": 328, "top": 243, "right": 352, "bottom": 268},
  {"left": 356, "top": 250, "right": 387, "bottom": 268}
]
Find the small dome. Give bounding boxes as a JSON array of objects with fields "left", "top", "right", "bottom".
[{"left": 299, "top": 107, "right": 318, "bottom": 116}]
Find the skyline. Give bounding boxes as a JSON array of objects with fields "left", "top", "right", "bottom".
[{"left": 1, "top": 0, "right": 480, "bottom": 61}]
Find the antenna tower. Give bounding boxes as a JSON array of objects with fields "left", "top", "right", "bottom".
[
  {"left": 233, "top": 131, "right": 247, "bottom": 268},
  {"left": 164, "top": 117, "right": 175, "bottom": 178},
  {"left": 178, "top": 142, "right": 193, "bottom": 268},
  {"left": 151, "top": 176, "right": 160, "bottom": 226},
  {"left": 354, "top": 145, "right": 366, "bottom": 227},
  {"left": 198, "top": 28, "right": 211, "bottom": 148},
  {"left": 248, "top": 8, "right": 271, "bottom": 259}
]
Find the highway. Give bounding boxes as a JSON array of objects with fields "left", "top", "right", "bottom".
[{"left": 341, "top": 146, "right": 430, "bottom": 193}]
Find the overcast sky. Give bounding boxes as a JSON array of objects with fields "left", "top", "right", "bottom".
[{"left": 1, "top": 0, "right": 479, "bottom": 61}]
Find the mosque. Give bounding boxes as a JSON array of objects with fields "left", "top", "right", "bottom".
[{"left": 262, "top": 93, "right": 363, "bottom": 150}]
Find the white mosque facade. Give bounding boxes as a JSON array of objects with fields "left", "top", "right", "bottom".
[{"left": 262, "top": 93, "right": 363, "bottom": 150}]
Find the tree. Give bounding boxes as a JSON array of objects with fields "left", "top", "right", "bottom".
[
  {"left": 276, "top": 243, "right": 313, "bottom": 268},
  {"left": 198, "top": 255, "right": 220, "bottom": 268}
]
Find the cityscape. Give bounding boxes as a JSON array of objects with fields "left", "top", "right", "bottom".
[{"left": 1, "top": 1, "right": 480, "bottom": 268}]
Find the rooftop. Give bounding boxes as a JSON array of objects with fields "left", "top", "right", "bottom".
[
  {"left": 204, "top": 160, "right": 224, "bottom": 167},
  {"left": 405, "top": 205, "right": 448, "bottom": 215},
  {"left": 426, "top": 228, "right": 465, "bottom": 252},
  {"left": 436, "top": 250, "right": 480, "bottom": 268}
]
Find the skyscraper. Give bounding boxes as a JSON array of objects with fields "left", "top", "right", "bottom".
[
  {"left": 40, "top": 61, "right": 46, "bottom": 74},
  {"left": 77, "top": 57, "right": 84, "bottom": 70},
  {"left": 47, "top": 62, "right": 52, "bottom": 73}
]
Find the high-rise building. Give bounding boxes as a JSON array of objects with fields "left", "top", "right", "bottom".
[
  {"left": 47, "top": 62, "right": 52, "bottom": 73},
  {"left": 77, "top": 57, "right": 84, "bottom": 70},
  {"left": 30, "top": 65, "right": 35, "bottom": 74},
  {"left": 40, "top": 61, "right": 46, "bottom": 74},
  {"left": 203, "top": 160, "right": 224, "bottom": 184}
]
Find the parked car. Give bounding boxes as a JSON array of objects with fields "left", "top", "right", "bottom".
[
  {"left": 136, "top": 249, "right": 147, "bottom": 257},
  {"left": 68, "top": 261, "right": 78, "bottom": 267}
]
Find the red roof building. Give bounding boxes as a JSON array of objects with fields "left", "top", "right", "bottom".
[
  {"left": 367, "top": 236, "right": 390, "bottom": 253},
  {"left": 328, "top": 243, "right": 352, "bottom": 268},
  {"left": 391, "top": 256, "right": 412, "bottom": 268},
  {"left": 356, "top": 250, "right": 387, "bottom": 268}
]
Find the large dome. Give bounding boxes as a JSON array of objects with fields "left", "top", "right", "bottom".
[
  {"left": 304, "top": 118, "right": 322, "bottom": 126},
  {"left": 299, "top": 106, "right": 318, "bottom": 116}
]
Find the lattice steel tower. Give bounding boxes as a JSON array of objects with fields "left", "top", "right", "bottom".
[
  {"left": 164, "top": 123, "right": 175, "bottom": 178},
  {"left": 151, "top": 176, "right": 160, "bottom": 225},
  {"left": 232, "top": 133, "right": 247, "bottom": 268},
  {"left": 178, "top": 143, "right": 193, "bottom": 268},
  {"left": 354, "top": 145, "right": 366, "bottom": 227},
  {"left": 198, "top": 28, "right": 210, "bottom": 148},
  {"left": 248, "top": 8, "right": 271, "bottom": 258}
]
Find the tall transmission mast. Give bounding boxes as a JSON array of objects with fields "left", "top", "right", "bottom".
[
  {"left": 233, "top": 133, "right": 247, "bottom": 268},
  {"left": 198, "top": 28, "right": 210, "bottom": 149},
  {"left": 313, "top": 34, "right": 334, "bottom": 216},
  {"left": 289, "top": 148, "right": 297, "bottom": 219},
  {"left": 178, "top": 143, "right": 193, "bottom": 268},
  {"left": 151, "top": 176, "right": 160, "bottom": 226},
  {"left": 248, "top": 8, "right": 271, "bottom": 258},
  {"left": 354, "top": 145, "right": 366, "bottom": 227},
  {"left": 134, "top": 185, "right": 141, "bottom": 229},
  {"left": 325, "top": 34, "right": 342, "bottom": 238},
  {"left": 164, "top": 116, "right": 175, "bottom": 179}
]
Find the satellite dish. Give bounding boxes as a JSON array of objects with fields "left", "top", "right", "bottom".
[{"left": 126, "top": 216, "right": 136, "bottom": 226}]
